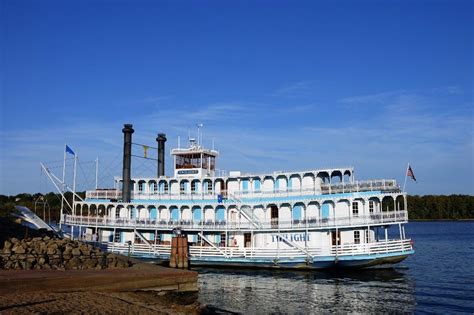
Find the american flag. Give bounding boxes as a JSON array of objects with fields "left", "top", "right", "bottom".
[{"left": 407, "top": 165, "right": 416, "bottom": 181}]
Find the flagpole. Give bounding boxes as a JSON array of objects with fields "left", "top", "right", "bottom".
[
  {"left": 73, "top": 155, "right": 77, "bottom": 201},
  {"left": 60, "top": 144, "right": 66, "bottom": 230},
  {"left": 403, "top": 162, "right": 409, "bottom": 192},
  {"left": 73, "top": 154, "right": 78, "bottom": 239},
  {"left": 95, "top": 157, "right": 99, "bottom": 190}
]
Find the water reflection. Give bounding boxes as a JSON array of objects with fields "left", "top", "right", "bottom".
[{"left": 196, "top": 267, "right": 416, "bottom": 314}]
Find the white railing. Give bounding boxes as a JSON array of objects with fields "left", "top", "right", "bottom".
[
  {"left": 85, "top": 179, "right": 400, "bottom": 202},
  {"left": 104, "top": 239, "right": 413, "bottom": 259},
  {"left": 321, "top": 179, "right": 399, "bottom": 194},
  {"left": 86, "top": 190, "right": 122, "bottom": 200},
  {"left": 63, "top": 210, "right": 408, "bottom": 230}
]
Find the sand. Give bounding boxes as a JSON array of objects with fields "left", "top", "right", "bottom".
[{"left": 0, "top": 290, "right": 203, "bottom": 314}]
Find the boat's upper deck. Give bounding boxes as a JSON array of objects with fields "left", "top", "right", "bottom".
[{"left": 85, "top": 167, "right": 400, "bottom": 201}]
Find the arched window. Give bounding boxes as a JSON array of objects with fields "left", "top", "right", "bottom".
[{"left": 253, "top": 179, "right": 261, "bottom": 192}]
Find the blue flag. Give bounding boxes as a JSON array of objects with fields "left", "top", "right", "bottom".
[{"left": 65, "top": 145, "right": 75, "bottom": 156}]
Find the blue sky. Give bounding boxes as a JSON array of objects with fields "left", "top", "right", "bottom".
[{"left": 1, "top": 0, "right": 472, "bottom": 195}]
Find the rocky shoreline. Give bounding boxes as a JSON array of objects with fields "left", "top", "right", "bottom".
[{"left": 1, "top": 236, "right": 130, "bottom": 271}]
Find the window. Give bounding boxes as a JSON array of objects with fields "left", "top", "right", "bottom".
[
  {"left": 365, "top": 229, "right": 370, "bottom": 243},
  {"left": 352, "top": 201, "right": 359, "bottom": 216},
  {"left": 369, "top": 201, "right": 374, "bottom": 213},
  {"left": 176, "top": 154, "right": 202, "bottom": 169},
  {"left": 354, "top": 231, "right": 360, "bottom": 244},
  {"left": 220, "top": 233, "right": 226, "bottom": 247},
  {"left": 203, "top": 180, "right": 212, "bottom": 193},
  {"left": 138, "top": 182, "right": 144, "bottom": 193},
  {"left": 114, "top": 230, "right": 120, "bottom": 242},
  {"left": 115, "top": 208, "right": 120, "bottom": 219},
  {"left": 191, "top": 181, "right": 198, "bottom": 193},
  {"left": 244, "top": 233, "right": 251, "bottom": 248},
  {"left": 254, "top": 179, "right": 261, "bottom": 192},
  {"left": 180, "top": 181, "right": 188, "bottom": 194},
  {"left": 210, "top": 156, "right": 216, "bottom": 171}
]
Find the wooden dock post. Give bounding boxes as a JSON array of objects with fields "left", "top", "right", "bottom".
[
  {"left": 170, "top": 235, "right": 189, "bottom": 269},
  {"left": 170, "top": 237, "right": 178, "bottom": 268}
]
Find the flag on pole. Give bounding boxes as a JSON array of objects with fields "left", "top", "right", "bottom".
[
  {"left": 407, "top": 165, "right": 416, "bottom": 182},
  {"left": 65, "top": 145, "right": 75, "bottom": 156}
]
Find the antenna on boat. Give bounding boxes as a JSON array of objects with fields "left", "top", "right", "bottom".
[
  {"left": 197, "top": 123, "right": 203, "bottom": 147},
  {"left": 95, "top": 157, "right": 99, "bottom": 189}
]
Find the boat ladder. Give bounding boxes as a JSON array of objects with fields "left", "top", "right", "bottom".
[
  {"left": 229, "top": 194, "right": 263, "bottom": 229},
  {"left": 198, "top": 232, "right": 229, "bottom": 258},
  {"left": 133, "top": 230, "right": 160, "bottom": 256}
]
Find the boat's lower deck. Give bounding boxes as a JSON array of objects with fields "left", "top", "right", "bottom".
[{"left": 95, "top": 238, "right": 414, "bottom": 269}]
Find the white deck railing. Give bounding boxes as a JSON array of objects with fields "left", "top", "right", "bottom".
[
  {"left": 105, "top": 238, "right": 413, "bottom": 259},
  {"left": 63, "top": 210, "right": 407, "bottom": 231},
  {"left": 85, "top": 179, "right": 400, "bottom": 201},
  {"left": 320, "top": 179, "right": 399, "bottom": 194}
]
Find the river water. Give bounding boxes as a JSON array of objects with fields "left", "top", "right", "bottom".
[{"left": 196, "top": 221, "right": 474, "bottom": 314}]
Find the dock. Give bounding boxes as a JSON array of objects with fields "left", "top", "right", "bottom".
[{"left": 0, "top": 262, "right": 197, "bottom": 294}]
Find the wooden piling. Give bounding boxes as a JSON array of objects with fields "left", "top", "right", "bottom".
[
  {"left": 170, "top": 236, "right": 189, "bottom": 269},
  {"left": 170, "top": 237, "right": 178, "bottom": 268}
]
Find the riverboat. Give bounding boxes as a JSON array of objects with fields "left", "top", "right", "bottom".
[{"left": 56, "top": 124, "right": 414, "bottom": 269}]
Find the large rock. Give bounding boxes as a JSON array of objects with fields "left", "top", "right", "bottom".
[
  {"left": 3, "top": 240, "right": 12, "bottom": 250},
  {"left": 84, "top": 258, "right": 98, "bottom": 269},
  {"left": 64, "top": 244, "right": 73, "bottom": 255},
  {"left": 47, "top": 243, "right": 58, "bottom": 255},
  {"left": 79, "top": 244, "right": 91, "bottom": 256},
  {"left": 65, "top": 257, "right": 81, "bottom": 270},
  {"left": 12, "top": 245, "right": 26, "bottom": 254},
  {"left": 38, "top": 257, "right": 46, "bottom": 266}
]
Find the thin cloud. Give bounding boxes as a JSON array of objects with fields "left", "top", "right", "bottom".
[
  {"left": 430, "top": 86, "right": 463, "bottom": 95},
  {"left": 273, "top": 81, "right": 317, "bottom": 98},
  {"left": 340, "top": 90, "right": 404, "bottom": 104}
]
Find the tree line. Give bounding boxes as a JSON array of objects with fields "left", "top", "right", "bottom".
[
  {"left": 0, "top": 192, "right": 83, "bottom": 223},
  {"left": 407, "top": 195, "right": 474, "bottom": 220},
  {"left": 0, "top": 193, "right": 473, "bottom": 221}
]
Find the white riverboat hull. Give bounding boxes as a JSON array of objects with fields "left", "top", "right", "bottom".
[{"left": 96, "top": 238, "right": 414, "bottom": 270}]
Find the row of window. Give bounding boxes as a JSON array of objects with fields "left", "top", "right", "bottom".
[
  {"left": 352, "top": 201, "right": 375, "bottom": 216},
  {"left": 353, "top": 230, "right": 371, "bottom": 244},
  {"left": 134, "top": 177, "right": 324, "bottom": 193}
]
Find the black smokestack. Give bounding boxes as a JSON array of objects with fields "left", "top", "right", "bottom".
[
  {"left": 157, "top": 133, "right": 167, "bottom": 177},
  {"left": 122, "top": 124, "right": 134, "bottom": 202}
]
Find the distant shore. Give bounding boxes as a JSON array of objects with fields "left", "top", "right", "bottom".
[{"left": 409, "top": 219, "right": 474, "bottom": 222}]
